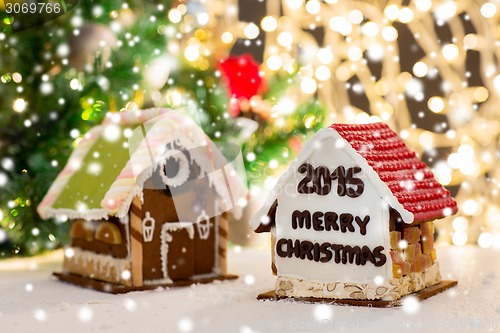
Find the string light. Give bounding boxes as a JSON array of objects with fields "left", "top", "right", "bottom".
[
  {"left": 384, "top": 5, "right": 400, "bottom": 21},
  {"left": 261, "top": 16, "right": 278, "bottom": 32},
  {"left": 305, "top": 0, "right": 321, "bottom": 15},
  {"left": 361, "top": 22, "right": 379, "bottom": 37},
  {"left": 266, "top": 55, "right": 282, "bottom": 71},
  {"left": 398, "top": 8, "right": 414, "bottom": 23},
  {"left": 478, "top": 232, "right": 493, "bottom": 248},
  {"left": 184, "top": 45, "right": 200, "bottom": 62},
  {"left": 415, "top": 0, "right": 432, "bottom": 12},
  {"left": 277, "top": 32, "right": 293, "bottom": 47},
  {"left": 442, "top": 44, "right": 459, "bottom": 61},
  {"left": 413, "top": 61, "right": 428, "bottom": 77},
  {"left": 168, "top": 9, "right": 182, "bottom": 23},
  {"left": 286, "top": 0, "right": 304, "bottom": 10},
  {"left": 381, "top": 26, "right": 398, "bottom": 42},
  {"left": 300, "top": 78, "right": 317, "bottom": 94},
  {"left": 428, "top": 96, "right": 445, "bottom": 113},
  {"left": 244, "top": 23, "right": 260, "bottom": 39},
  {"left": 480, "top": 3, "right": 497, "bottom": 18},
  {"left": 315, "top": 66, "right": 331, "bottom": 81},
  {"left": 317, "top": 48, "right": 333, "bottom": 64},
  {"left": 347, "top": 47, "right": 362, "bottom": 61},
  {"left": 221, "top": 32, "right": 234, "bottom": 44}
]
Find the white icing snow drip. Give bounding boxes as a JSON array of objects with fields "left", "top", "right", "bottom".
[
  {"left": 159, "top": 222, "right": 195, "bottom": 281},
  {"left": 64, "top": 247, "right": 131, "bottom": 284},
  {"left": 163, "top": 222, "right": 195, "bottom": 239}
]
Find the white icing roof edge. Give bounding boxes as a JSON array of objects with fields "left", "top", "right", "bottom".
[{"left": 249, "top": 128, "right": 414, "bottom": 231}]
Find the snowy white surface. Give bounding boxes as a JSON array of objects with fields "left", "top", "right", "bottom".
[{"left": 0, "top": 245, "right": 499, "bottom": 333}]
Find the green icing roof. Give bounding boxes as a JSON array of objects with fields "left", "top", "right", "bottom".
[{"left": 52, "top": 125, "right": 133, "bottom": 211}]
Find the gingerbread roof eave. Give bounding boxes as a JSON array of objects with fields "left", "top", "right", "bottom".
[
  {"left": 37, "top": 108, "right": 247, "bottom": 221},
  {"left": 249, "top": 128, "right": 416, "bottom": 232}
]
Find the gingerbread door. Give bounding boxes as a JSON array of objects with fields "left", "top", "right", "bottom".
[
  {"left": 162, "top": 223, "right": 195, "bottom": 280},
  {"left": 193, "top": 216, "right": 217, "bottom": 275}
]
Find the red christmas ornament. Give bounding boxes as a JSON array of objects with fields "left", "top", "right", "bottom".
[{"left": 220, "top": 54, "right": 266, "bottom": 117}]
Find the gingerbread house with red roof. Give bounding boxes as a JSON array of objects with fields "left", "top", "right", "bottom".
[{"left": 251, "top": 123, "right": 457, "bottom": 304}]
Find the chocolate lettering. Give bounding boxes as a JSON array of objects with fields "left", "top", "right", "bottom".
[
  {"left": 319, "top": 242, "right": 332, "bottom": 263},
  {"left": 331, "top": 244, "right": 343, "bottom": 263},
  {"left": 312, "top": 212, "right": 324, "bottom": 231},
  {"left": 331, "top": 166, "right": 347, "bottom": 196},
  {"left": 291, "top": 211, "right": 369, "bottom": 235},
  {"left": 360, "top": 245, "right": 376, "bottom": 265},
  {"left": 373, "top": 246, "right": 387, "bottom": 267},
  {"left": 300, "top": 241, "right": 314, "bottom": 260},
  {"left": 292, "top": 210, "right": 311, "bottom": 229},
  {"left": 286, "top": 239, "right": 301, "bottom": 258},
  {"left": 346, "top": 166, "right": 364, "bottom": 197},
  {"left": 313, "top": 166, "right": 332, "bottom": 195},
  {"left": 339, "top": 213, "right": 355, "bottom": 233},
  {"left": 313, "top": 242, "right": 321, "bottom": 262},
  {"left": 297, "top": 164, "right": 365, "bottom": 198},
  {"left": 342, "top": 245, "right": 361, "bottom": 265},
  {"left": 355, "top": 216, "right": 370, "bottom": 235},
  {"left": 276, "top": 238, "right": 288, "bottom": 258},
  {"left": 324, "top": 212, "right": 339, "bottom": 231},
  {"left": 297, "top": 163, "right": 314, "bottom": 194},
  {"left": 276, "top": 238, "right": 387, "bottom": 268}
]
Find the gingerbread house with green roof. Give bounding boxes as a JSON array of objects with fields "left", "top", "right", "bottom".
[{"left": 38, "top": 108, "right": 246, "bottom": 293}]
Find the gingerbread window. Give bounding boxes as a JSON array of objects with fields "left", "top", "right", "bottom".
[
  {"left": 70, "top": 220, "right": 94, "bottom": 241},
  {"left": 95, "top": 222, "right": 122, "bottom": 244}
]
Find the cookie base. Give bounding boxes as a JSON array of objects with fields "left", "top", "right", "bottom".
[
  {"left": 53, "top": 272, "right": 238, "bottom": 294},
  {"left": 257, "top": 280, "right": 457, "bottom": 307}
]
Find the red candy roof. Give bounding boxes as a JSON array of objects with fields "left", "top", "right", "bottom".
[{"left": 330, "top": 123, "right": 458, "bottom": 223}]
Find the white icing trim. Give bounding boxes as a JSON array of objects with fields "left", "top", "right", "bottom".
[
  {"left": 40, "top": 207, "right": 109, "bottom": 221},
  {"left": 381, "top": 203, "right": 393, "bottom": 278},
  {"left": 249, "top": 128, "right": 414, "bottom": 230},
  {"left": 213, "top": 215, "right": 220, "bottom": 275},
  {"left": 40, "top": 186, "right": 143, "bottom": 221},
  {"left": 160, "top": 149, "right": 190, "bottom": 187},
  {"left": 143, "top": 278, "right": 173, "bottom": 286},
  {"left": 191, "top": 272, "right": 218, "bottom": 280},
  {"left": 142, "top": 211, "right": 156, "bottom": 243},
  {"left": 160, "top": 223, "right": 173, "bottom": 280},
  {"left": 163, "top": 222, "right": 195, "bottom": 239},
  {"left": 64, "top": 247, "right": 131, "bottom": 284},
  {"left": 195, "top": 210, "right": 211, "bottom": 240}
]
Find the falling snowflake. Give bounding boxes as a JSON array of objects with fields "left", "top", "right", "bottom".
[
  {"left": 1, "top": 158, "right": 14, "bottom": 171},
  {"left": 33, "top": 309, "right": 48, "bottom": 322},
  {"left": 77, "top": 306, "right": 93, "bottom": 322},
  {"left": 398, "top": 239, "right": 408, "bottom": 250},
  {"left": 178, "top": 317, "right": 194, "bottom": 332},
  {"left": 401, "top": 295, "right": 420, "bottom": 314},
  {"left": 123, "top": 298, "right": 137, "bottom": 312},
  {"left": 0, "top": 173, "right": 8, "bottom": 187},
  {"left": 313, "top": 304, "right": 333, "bottom": 322},
  {"left": 373, "top": 275, "right": 384, "bottom": 286},
  {"left": 244, "top": 275, "right": 255, "bottom": 285},
  {"left": 103, "top": 124, "right": 121, "bottom": 142}
]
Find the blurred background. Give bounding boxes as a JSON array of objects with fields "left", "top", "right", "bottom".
[{"left": 0, "top": 0, "right": 499, "bottom": 258}]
